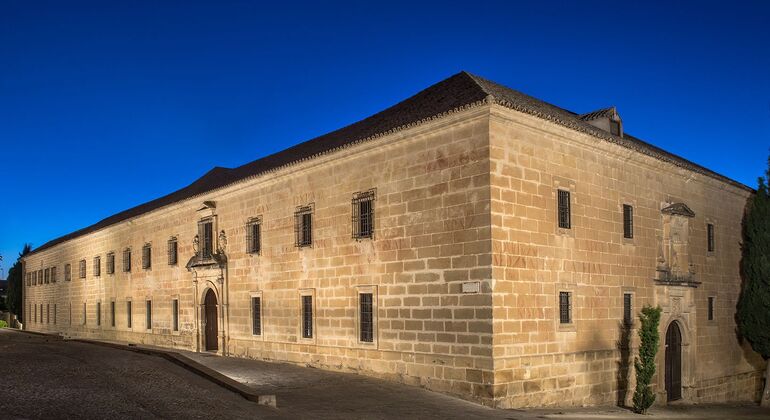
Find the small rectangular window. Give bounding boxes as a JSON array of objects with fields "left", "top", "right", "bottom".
[
  {"left": 110, "top": 302, "right": 116, "bottom": 327},
  {"left": 352, "top": 190, "right": 375, "bottom": 239},
  {"left": 168, "top": 238, "right": 178, "bottom": 265},
  {"left": 623, "top": 293, "right": 633, "bottom": 326},
  {"left": 54, "top": 304, "right": 57, "bottom": 324},
  {"left": 172, "top": 299, "right": 179, "bottom": 332},
  {"left": 707, "top": 223, "right": 715, "bottom": 252},
  {"left": 123, "top": 248, "right": 132, "bottom": 272},
  {"left": 93, "top": 256, "right": 101, "bottom": 277},
  {"left": 623, "top": 204, "right": 634, "bottom": 239},
  {"left": 301, "top": 295, "right": 313, "bottom": 338},
  {"left": 199, "top": 219, "right": 214, "bottom": 259},
  {"left": 79, "top": 260, "right": 86, "bottom": 279},
  {"left": 127, "top": 301, "right": 132, "bottom": 328},
  {"left": 142, "top": 244, "right": 152, "bottom": 270},
  {"left": 32, "top": 272, "right": 36, "bottom": 286},
  {"left": 107, "top": 252, "right": 115, "bottom": 274},
  {"left": 26, "top": 273, "right": 30, "bottom": 287},
  {"left": 708, "top": 297, "right": 715, "bottom": 321},
  {"left": 146, "top": 300, "right": 152, "bottom": 330},
  {"left": 246, "top": 218, "right": 262, "bottom": 254},
  {"left": 359, "top": 293, "right": 374, "bottom": 342},
  {"left": 65, "top": 264, "right": 71, "bottom": 281},
  {"left": 47, "top": 304, "right": 50, "bottom": 323},
  {"left": 295, "top": 205, "right": 313, "bottom": 247},
  {"left": 559, "top": 291, "right": 572, "bottom": 324},
  {"left": 252, "top": 297, "right": 261, "bottom": 335},
  {"left": 38, "top": 269, "right": 43, "bottom": 284},
  {"left": 82, "top": 303, "right": 86, "bottom": 325},
  {"left": 41, "top": 304, "right": 44, "bottom": 323},
  {"left": 51, "top": 266, "right": 57, "bottom": 283},
  {"left": 557, "top": 190, "right": 571, "bottom": 229},
  {"left": 44, "top": 268, "right": 50, "bottom": 284},
  {"left": 96, "top": 302, "right": 101, "bottom": 326}
]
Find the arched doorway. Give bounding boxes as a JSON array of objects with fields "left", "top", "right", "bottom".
[
  {"left": 665, "top": 321, "right": 682, "bottom": 401},
  {"left": 203, "top": 289, "right": 218, "bottom": 351}
]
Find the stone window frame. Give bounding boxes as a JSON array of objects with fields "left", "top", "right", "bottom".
[
  {"left": 620, "top": 198, "right": 638, "bottom": 245},
  {"left": 298, "top": 289, "right": 316, "bottom": 343},
  {"left": 46, "top": 303, "right": 50, "bottom": 324},
  {"left": 96, "top": 301, "right": 102, "bottom": 328},
  {"left": 44, "top": 268, "right": 50, "bottom": 284},
  {"left": 707, "top": 296, "right": 716, "bottom": 323},
  {"left": 64, "top": 263, "right": 71, "bottom": 281},
  {"left": 167, "top": 237, "right": 178, "bottom": 266},
  {"left": 250, "top": 291, "right": 264, "bottom": 339},
  {"left": 93, "top": 255, "right": 101, "bottom": 277},
  {"left": 109, "top": 300, "right": 116, "bottom": 329},
  {"left": 556, "top": 287, "right": 577, "bottom": 332},
  {"left": 79, "top": 259, "right": 86, "bottom": 279},
  {"left": 705, "top": 217, "right": 717, "bottom": 257},
  {"left": 126, "top": 299, "right": 133, "bottom": 330},
  {"left": 142, "top": 243, "right": 152, "bottom": 270},
  {"left": 53, "top": 303, "right": 57, "bottom": 325},
  {"left": 246, "top": 217, "right": 262, "bottom": 255},
  {"left": 145, "top": 298, "right": 153, "bottom": 332},
  {"left": 621, "top": 289, "right": 636, "bottom": 328},
  {"left": 171, "top": 295, "right": 180, "bottom": 335},
  {"left": 82, "top": 302, "right": 87, "bottom": 326},
  {"left": 352, "top": 189, "right": 376, "bottom": 240},
  {"left": 355, "top": 285, "right": 378, "bottom": 348},
  {"left": 553, "top": 178, "right": 576, "bottom": 238},
  {"left": 106, "top": 252, "right": 115, "bottom": 275},
  {"left": 50, "top": 266, "right": 57, "bottom": 283},
  {"left": 123, "top": 248, "right": 132, "bottom": 273},
  {"left": 294, "top": 204, "right": 314, "bottom": 248}
]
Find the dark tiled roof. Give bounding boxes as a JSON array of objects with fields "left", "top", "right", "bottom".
[
  {"left": 579, "top": 106, "right": 617, "bottom": 121},
  {"left": 28, "top": 71, "right": 751, "bottom": 256}
]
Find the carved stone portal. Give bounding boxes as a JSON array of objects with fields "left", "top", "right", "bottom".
[{"left": 656, "top": 202, "right": 700, "bottom": 287}]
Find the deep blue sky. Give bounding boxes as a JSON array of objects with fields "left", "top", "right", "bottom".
[{"left": 1, "top": 1, "right": 769, "bottom": 274}]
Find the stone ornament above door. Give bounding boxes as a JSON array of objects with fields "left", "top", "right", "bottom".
[{"left": 655, "top": 202, "right": 701, "bottom": 287}]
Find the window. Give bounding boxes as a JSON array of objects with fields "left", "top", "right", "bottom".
[
  {"left": 707, "top": 223, "right": 715, "bottom": 252},
  {"left": 33, "top": 304, "right": 36, "bottom": 323},
  {"left": 557, "top": 190, "right": 571, "bottom": 229},
  {"left": 127, "top": 301, "right": 132, "bottom": 328},
  {"left": 107, "top": 252, "right": 115, "bottom": 274},
  {"left": 146, "top": 300, "right": 152, "bottom": 330},
  {"left": 359, "top": 292, "right": 374, "bottom": 342},
  {"left": 51, "top": 266, "right": 57, "bottom": 283},
  {"left": 38, "top": 269, "right": 43, "bottom": 284},
  {"left": 167, "top": 237, "right": 178, "bottom": 265},
  {"left": 172, "top": 299, "right": 179, "bottom": 332},
  {"left": 352, "top": 190, "right": 375, "bottom": 239},
  {"left": 623, "top": 204, "right": 634, "bottom": 239},
  {"left": 623, "top": 293, "right": 633, "bottom": 326},
  {"left": 96, "top": 302, "right": 101, "bottom": 326},
  {"left": 110, "top": 302, "right": 116, "bottom": 327},
  {"left": 44, "top": 268, "right": 50, "bottom": 284},
  {"left": 142, "top": 243, "right": 152, "bottom": 270},
  {"left": 32, "top": 271, "right": 36, "bottom": 286},
  {"left": 40, "top": 304, "right": 43, "bottom": 323},
  {"left": 295, "top": 205, "right": 313, "bottom": 247},
  {"left": 301, "top": 295, "right": 313, "bottom": 338},
  {"left": 82, "top": 303, "right": 86, "bottom": 325},
  {"left": 79, "top": 260, "right": 86, "bottom": 279},
  {"left": 65, "top": 264, "right": 71, "bottom": 281},
  {"left": 26, "top": 273, "right": 30, "bottom": 287},
  {"left": 198, "top": 219, "right": 214, "bottom": 259},
  {"left": 93, "top": 256, "right": 101, "bottom": 277},
  {"left": 610, "top": 119, "right": 621, "bottom": 136},
  {"left": 246, "top": 218, "right": 262, "bottom": 255},
  {"left": 559, "top": 291, "right": 572, "bottom": 324},
  {"left": 123, "top": 248, "right": 131, "bottom": 272},
  {"left": 708, "top": 297, "right": 715, "bottom": 321},
  {"left": 47, "top": 304, "right": 50, "bottom": 323},
  {"left": 54, "top": 304, "right": 57, "bottom": 324},
  {"left": 251, "top": 297, "right": 261, "bottom": 335}
]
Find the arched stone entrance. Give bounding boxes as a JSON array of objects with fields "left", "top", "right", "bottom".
[
  {"left": 203, "top": 289, "right": 218, "bottom": 351},
  {"left": 665, "top": 321, "right": 682, "bottom": 401}
]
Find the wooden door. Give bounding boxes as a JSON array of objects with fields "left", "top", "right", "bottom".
[
  {"left": 665, "top": 322, "right": 682, "bottom": 401},
  {"left": 204, "top": 289, "right": 218, "bottom": 351}
]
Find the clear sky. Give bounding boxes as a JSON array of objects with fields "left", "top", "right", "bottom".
[{"left": 1, "top": 1, "right": 769, "bottom": 275}]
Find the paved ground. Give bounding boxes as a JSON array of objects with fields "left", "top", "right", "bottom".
[{"left": 2, "top": 329, "right": 769, "bottom": 419}]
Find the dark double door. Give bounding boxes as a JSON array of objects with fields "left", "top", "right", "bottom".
[
  {"left": 204, "top": 289, "right": 218, "bottom": 351},
  {"left": 665, "top": 322, "right": 682, "bottom": 401}
]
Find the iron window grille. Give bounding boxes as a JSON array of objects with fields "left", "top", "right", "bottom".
[
  {"left": 93, "top": 256, "right": 101, "bottom": 277},
  {"left": 707, "top": 223, "right": 715, "bottom": 252},
  {"left": 172, "top": 299, "right": 179, "bottom": 332},
  {"left": 110, "top": 302, "right": 116, "bottom": 327},
  {"left": 559, "top": 291, "right": 572, "bottom": 324},
  {"left": 557, "top": 190, "right": 571, "bottom": 229},
  {"left": 32, "top": 271, "right": 36, "bottom": 286},
  {"left": 38, "top": 269, "right": 43, "bottom": 284},
  {"left": 167, "top": 237, "right": 178, "bottom": 265},
  {"left": 51, "top": 266, "right": 57, "bottom": 283},
  {"left": 708, "top": 297, "right": 715, "bottom": 321},
  {"left": 127, "top": 301, "right": 132, "bottom": 328},
  {"left": 294, "top": 205, "right": 313, "bottom": 248},
  {"left": 79, "top": 260, "right": 86, "bottom": 279},
  {"left": 352, "top": 190, "right": 375, "bottom": 240},
  {"left": 198, "top": 219, "right": 214, "bottom": 260},
  {"left": 246, "top": 217, "right": 262, "bottom": 255},
  {"left": 252, "top": 297, "right": 261, "bottom": 335},
  {"left": 106, "top": 252, "right": 115, "bottom": 274},
  {"left": 123, "top": 248, "right": 131, "bottom": 272},
  {"left": 146, "top": 300, "right": 152, "bottom": 330},
  {"left": 301, "top": 295, "right": 313, "bottom": 338},
  {"left": 359, "top": 293, "right": 374, "bottom": 342},
  {"left": 64, "top": 264, "right": 71, "bottom": 281},
  {"left": 96, "top": 302, "right": 101, "bottom": 326},
  {"left": 142, "top": 243, "right": 152, "bottom": 270},
  {"left": 44, "top": 268, "right": 49, "bottom": 284},
  {"left": 623, "top": 293, "right": 633, "bottom": 326},
  {"left": 623, "top": 204, "right": 634, "bottom": 239}
]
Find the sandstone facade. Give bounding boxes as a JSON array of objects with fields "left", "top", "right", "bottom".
[{"left": 22, "top": 72, "right": 764, "bottom": 408}]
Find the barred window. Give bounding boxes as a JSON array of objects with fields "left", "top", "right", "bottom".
[
  {"left": 623, "top": 293, "right": 633, "bottom": 326},
  {"left": 64, "top": 264, "right": 71, "bottom": 281},
  {"left": 557, "top": 190, "right": 571, "bottom": 229},
  {"left": 295, "top": 205, "right": 313, "bottom": 247},
  {"left": 47, "top": 304, "right": 50, "bottom": 323},
  {"left": 142, "top": 243, "right": 152, "bottom": 270},
  {"left": 93, "top": 256, "right": 101, "bottom": 277},
  {"left": 146, "top": 300, "right": 152, "bottom": 330},
  {"left": 359, "top": 293, "right": 374, "bottom": 342},
  {"left": 123, "top": 248, "right": 131, "bottom": 272},
  {"left": 707, "top": 223, "right": 715, "bottom": 252},
  {"left": 172, "top": 299, "right": 179, "bottom": 332},
  {"left": 252, "top": 297, "right": 261, "bottom": 335},
  {"left": 54, "top": 303, "right": 57, "bottom": 324},
  {"left": 623, "top": 204, "right": 634, "bottom": 239},
  {"left": 106, "top": 252, "right": 115, "bottom": 274},
  {"left": 167, "top": 237, "right": 178, "bottom": 265},
  {"left": 301, "top": 295, "right": 313, "bottom": 338},
  {"left": 82, "top": 302, "right": 86, "bottom": 325},
  {"left": 51, "top": 266, "right": 57, "bottom": 283},
  {"left": 78, "top": 260, "right": 86, "bottom": 279},
  {"left": 127, "top": 301, "right": 132, "bottom": 328},
  {"left": 32, "top": 271, "right": 36, "bottom": 286},
  {"left": 44, "top": 268, "right": 50, "bottom": 284},
  {"left": 246, "top": 218, "right": 262, "bottom": 255},
  {"left": 110, "top": 301, "right": 116, "bottom": 327},
  {"left": 198, "top": 219, "right": 214, "bottom": 259},
  {"left": 38, "top": 269, "right": 43, "bottom": 284},
  {"left": 26, "top": 273, "right": 30, "bottom": 287},
  {"left": 559, "top": 291, "right": 572, "bottom": 324},
  {"left": 708, "top": 297, "right": 715, "bottom": 321},
  {"left": 97, "top": 302, "right": 102, "bottom": 326},
  {"left": 352, "top": 190, "right": 375, "bottom": 239}
]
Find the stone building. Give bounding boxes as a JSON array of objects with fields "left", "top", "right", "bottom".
[{"left": 21, "top": 72, "right": 764, "bottom": 408}]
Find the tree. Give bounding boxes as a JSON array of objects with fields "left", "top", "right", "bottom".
[
  {"left": 633, "top": 305, "right": 662, "bottom": 414},
  {"left": 737, "top": 154, "right": 770, "bottom": 408},
  {"left": 6, "top": 244, "right": 31, "bottom": 323}
]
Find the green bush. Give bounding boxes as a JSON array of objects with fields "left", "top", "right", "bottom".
[
  {"left": 633, "top": 305, "right": 662, "bottom": 414},
  {"left": 0, "top": 320, "right": 8, "bottom": 328}
]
